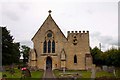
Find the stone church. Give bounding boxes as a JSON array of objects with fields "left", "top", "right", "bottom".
[{"left": 28, "top": 11, "right": 92, "bottom": 70}]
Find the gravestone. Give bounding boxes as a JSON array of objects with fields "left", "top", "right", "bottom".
[
  {"left": 96, "top": 66, "right": 102, "bottom": 72},
  {"left": 0, "top": 66, "right": 5, "bottom": 72},
  {"left": 113, "top": 69, "right": 116, "bottom": 77},
  {"left": 108, "top": 66, "right": 114, "bottom": 73},
  {"left": 91, "top": 64, "right": 96, "bottom": 80},
  {"left": 102, "top": 65, "right": 108, "bottom": 71},
  {"left": 63, "top": 67, "right": 65, "bottom": 73}
]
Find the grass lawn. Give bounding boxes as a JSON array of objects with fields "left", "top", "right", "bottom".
[
  {"left": 53, "top": 70, "right": 114, "bottom": 78},
  {"left": 2, "top": 68, "right": 44, "bottom": 78},
  {"left": 80, "top": 70, "right": 91, "bottom": 78},
  {"left": 2, "top": 68, "right": 21, "bottom": 78},
  {"left": 96, "top": 71, "right": 114, "bottom": 78},
  {"left": 31, "top": 70, "right": 43, "bottom": 78}
]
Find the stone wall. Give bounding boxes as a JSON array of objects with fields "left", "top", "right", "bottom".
[{"left": 28, "top": 13, "right": 93, "bottom": 70}]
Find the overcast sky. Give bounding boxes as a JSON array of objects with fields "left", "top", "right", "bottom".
[{"left": 0, "top": 0, "right": 119, "bottom": 51}]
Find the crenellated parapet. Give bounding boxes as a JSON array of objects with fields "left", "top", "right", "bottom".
[
  {"left": 67, "top": 30, "right": 89, "bottom": 39},
  {"left": 68, "top": 30, "right": 89, "bottom": 34}
]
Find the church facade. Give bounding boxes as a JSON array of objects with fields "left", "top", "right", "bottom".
[{"left": 28, "top": 11, "right": 93, "bottom": 70}]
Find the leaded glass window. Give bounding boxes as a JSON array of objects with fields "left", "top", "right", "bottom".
[
  {"left": 52, "top": 40, "right": 55, "bottom": 53},
  {"left": 48, "top": 40, "right": 51, "bottom": 53},
  {"left": 43, "top": 40, "right": 47, "bottom": 53}
]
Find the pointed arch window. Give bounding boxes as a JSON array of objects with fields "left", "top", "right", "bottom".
[
  {"left": 48, "top": 40, "right": 51, "bottom": 53},
  {"left": 43, "top": 40, "right": 47, "bottom": 53},
  {"left": 43, "top": 30, "right": 56, "bottom": 53},
  {"left": 52, "top": 40, "right": 55, "bottom": 53},
  {"left": 74, "top": 55, "right": 77, "bottom": 64},
  {"left": 34, "top": 49, "right": 38, "bottom": 58}
]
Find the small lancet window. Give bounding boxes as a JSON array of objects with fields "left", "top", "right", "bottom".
[
  {"left": 48, "top": 40, "right": 51, "bottom": 53},
  {"left": 43, "top": 40, "right": 47, "bottom": 53},
  {"left": 52, "top": 40, "right": 55, "bottom": 53},
  {"left": 34, "top": 49, "right": 38, "bottom": 57},
  {"left": 74, "top": 55, "right": 77, "bottom": 64}
]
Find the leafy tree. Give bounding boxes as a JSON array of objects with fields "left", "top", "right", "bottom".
[
  {"left": 91, "top": 46, "right": 120, "bottom": 67},
  {"left": 100, "top": 52, "right": 108, "bottom": 65},
  {"left": 20, "top": 45, "right": 30, "bottom": 63},
  {"left": 105, "top": 48, "right": 120, "bottom": 67},
  {"left": 2, "top": 27, "right": 20, "bottom": 65},
  {"left": 90, "top": 46, "right": 103, "bottom": 66},
  {"left": 117, "top": 48, "right": 120, "bottom": 67}
]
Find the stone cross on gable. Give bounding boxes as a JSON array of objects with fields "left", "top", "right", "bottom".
[{"left": 48, "top": 10, "right": 52, "bottom": 14}]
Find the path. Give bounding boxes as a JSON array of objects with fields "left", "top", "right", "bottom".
[
  {"left": 42, "top": 68, "right": 57, "bottom": 80},
  {"left": 42, "top": 68, "right": 74, "bottom": 80}
]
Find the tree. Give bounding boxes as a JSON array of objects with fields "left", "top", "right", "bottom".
[
  {"left": 90, "top": 46, "right": 103, "bottom": 66},
  {"left": 20, "top": 45, "right": 30, "bottom": 63},
  {"left": 2, "top": 27, "right": 20, "bottom": 65},
  {"left": 91, "top": 46, "right": 120, "bottom": 67},
  {"left": 105, "top": 48, "right": 120, "bottom": 67}
]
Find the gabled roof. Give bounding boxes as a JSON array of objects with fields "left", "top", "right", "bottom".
[{"left": 32, "top": 11, "right": 67, "bottom": 41}]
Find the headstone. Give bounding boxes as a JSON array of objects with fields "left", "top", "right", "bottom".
[
  {"left": 0, "top": 66, "right": 5, "bottom": 72},
  {"left": 96, "top": 66, "right": 102, "bottom": 72},
  {"left": 102, "top": 65, "right": 108, "bottom": 71},
  {"left": 63, "top": 67, "right": 65, "bottom": 73},
  {"left": 91, "top": 64, "right": 96, "bottom": 80},
  {"left": 113, "top": 69, "right": 116, "bottom": 77},
  {"left": 108, "top": 66, "right": 114, "bottom": 73}
]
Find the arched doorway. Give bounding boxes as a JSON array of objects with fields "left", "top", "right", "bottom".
[{"left": 46, "top": 57, "right": 52, "bottom": 70}]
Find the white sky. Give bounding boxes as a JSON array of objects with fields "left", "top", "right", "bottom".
[{"left": 0, "top": 0, "right": 119, "bottom": 51}]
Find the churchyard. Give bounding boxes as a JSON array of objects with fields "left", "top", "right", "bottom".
[
  {"left": 1, "top": 27, "right": 120, "bottom": 80},
  {"left": 1, "top": 65, "right": 44, "bottom": 79},
  {"left": 53, "top": 70, "right": 114, "bottom": 78},
  {"left": 1, "top": 65, "right": 120, "bottom": 80},
  {"left": 53, "top": 66, "right": 120, "bottom": 79},
  {"left": 3, "top": 66, "right": 118, "bottom": 79}
]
